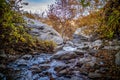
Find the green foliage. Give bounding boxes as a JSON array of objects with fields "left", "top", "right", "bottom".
[
  {"left": 98, "top": 0, "right": 120, "bottom": 39},
  {"left": 78, "top": 0, "right": 90, "bottom": 7},
  {"left": 0, "top": 0, "right": 29, "bottom": 48},
  {"left": 35, "top": 40, "right": 57, "bottom": 53},
  {"left": 0, "top": 0, "right": 36, "bottom": 54}
]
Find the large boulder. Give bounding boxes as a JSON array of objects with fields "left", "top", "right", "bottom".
[
  {"left": 73, "top": 26, "right": 93, "bottom": 43},
  {"left": 52, "top": 50, "right": 77, "bottom": 60},
  {"left": 25, "top": 17, "right": 63, "bottom": 45}
]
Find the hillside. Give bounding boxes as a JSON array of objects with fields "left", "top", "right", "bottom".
[{"left": 0, "top": 0, "right": 120, "bottom": 80}]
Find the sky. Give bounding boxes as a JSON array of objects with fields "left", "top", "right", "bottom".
[{"left": 23, "top": 0, "right": 55, "bottom": 13}]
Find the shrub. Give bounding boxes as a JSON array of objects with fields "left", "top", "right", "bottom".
[
  {"left": 98, "top": 0, "right": 120, "bottom": 39},
  {"left": 0, "top": 0, "right": 29, "bottom": 49},
  {"left": 35, "top": 40, "right": 57, "bottom": 53},
  {"left": 76, "top": 11, "right": 101, "bottom": 27}
]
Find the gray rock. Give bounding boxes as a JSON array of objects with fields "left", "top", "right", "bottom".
[
  {"left": 103, "top": 40, "right": 120, "bottom": 50},
  {"left": 30, "top": 65, "right": 41, "bottom": 73},
  {"left": 74, "top": 42, "right": 90, "bottom": 50},
  {"left": 63, "top": 46, "right": 77, "bottom": 51},
  {"left": 38, "top": 76, "right": 50, "bottom": 80},
  {"left": 57, "top": 77, "right": 70, "bottom": 80},
  {"left": 74, "top": 50, "right": 85, "bottom": 58},
  {"left": 64, "top": 41, "right": 74, "bottom": 47},
  {"left": 0, "top": 73, "right": 6, "bottom": 80},
  {"left": 115, "top": 51, "right": 120, "bottom": 65},
  {"left": 25, "top": 17, "right": 63, "bottom": 45},
  {"left": 73, "top": 26, "right": 93, "bottom": 42},
  {"left": 90, "top": 40, "right": 102, "bottom": 50},
  {"left": 88, "top": 72, "right": 102, "bottom": 78},
  {"left": 0, "top": 50, "right": 7, "bottom": 58},
  {"left": 79, "top": 68, "right": 89, "bottom": 75},
  {"left": 52, "top": 50, "right": 77, "bottom": 60},
  {"left": 70, "top": 76, "right": 84, "bottom": 80},
  {"left": 74, "top": 27, "right": 91, "bottom": 38},
  {"left": 21, "top": 54, "right": 32, "bottom": 60},
  {"left": 15, "top": 59, "right": 28, "bottom": 67},
  {"left": 73, "top": 34, "right": 88, "bottom": 42},
  {"left": 103, "top": 46, "right": 120, "bottom": 50},
  {"left": 73, "top": 39, "right": 102, "bottom": 50},
  {"left": 78, "top": 56, "right": 93, "bottom": 64},
  {"left": 59, "top": 69, "right": 68, "bottom": 74},
  {"left": 85, "top": 61, "right": 95, "bottom": 67}
]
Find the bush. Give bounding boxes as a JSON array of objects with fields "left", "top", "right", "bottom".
[
  {"left": 35, "top": 40, "right": 57, "bottom": 53},
  {"left": 98, "top": 0, "right": 120, "bottom": 39},
  {"left": 0, "top": 0, "right": 29, "bottom": 49},
  {"left": 76, "top": 11, "right": 101, "bottom": 27}
]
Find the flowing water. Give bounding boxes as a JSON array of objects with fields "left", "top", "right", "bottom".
[{"left": 6, "top": 52, "right": 89, "bottom": 80}]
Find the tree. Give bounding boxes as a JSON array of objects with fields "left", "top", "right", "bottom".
[
  {"left": 47, "top": 0, "right": 77, "bottom": 38},
  {"left": 0, "top": 0, "right": 31, "bottom": 52},
  {"left": 47, "top": 0, "right": 107, "bottom": 38}
]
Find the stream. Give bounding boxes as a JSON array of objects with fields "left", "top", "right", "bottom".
[{"left": 6, "top": 52, "right": 89, "bottom": 80}]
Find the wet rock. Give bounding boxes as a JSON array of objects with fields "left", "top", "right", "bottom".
[
  {"left": 52, "top": 51, "right": 77, "bottom": 60},
  {"left": 73, "top": 35, "right": 88, "bottom": 43},
  {"left": 59, "top": 69, "right": 68, "bottom": 75},
  {"left": 70, "top": 76, "right": 86, "bottom": 80},
  {"left": 74, "top": 50, "right": 85, "bottom": 57},
  {"left": 84, "top": 61, "right": 96, "bottom": 68},
  {"left": 30, "top": 65, "right": 41, "bottom": 74},
  {"left": 50, "top": 60, "right": 66, "bottom": 67},
  {"left": 87, "top": 49, "right": 98, "bottom": 56},
  {"left": 79, "top": 68, "right": 89, "bottom": 76},
  {"left": 38, "top": 76, "right": 50, "bottom": 80},
  {"left": 15, "top": 59, "right": 28, "bottom": 67},
  {"left": 74, "top": 42, "right": 90, "bottom": 50},
  {"left": 107, "top": 39, "right": 120, "bottom": 46},
  {"left": 63, "top": 41, "right": 74, "bottom": 48},
  {"left": 8, "top": 54, "right": 19, "bottom": 59},
  {"left": 115, "top": 51, "right": 120, "bottom": 65},
  {"left": 57, "top": 77, "right": 70, "bottom": 80},
  {"left": 14, "top": 70, "right": 32, "bottom": 80},
  {"left": 76, "top": 62, "right": 83, "bottom": 67},
  {"left": 55, "top": 67, "right": 64, "bottom": 75},
  {"left": 88, "top": 72, "right": 102, "bottom": 78},
  {"left": 103, "top": 46, "right": 120, "bottom": 50},
  {"left": 0, "top": 73, "right": 6, "bottom": 80},
  {"left": 54, "top": 45, "right": 64, "bottom": 52},
  {"left": 39, "top": 65, "right": 50, "bottom": 71},
  {"left": 21, "top": 54, "right": 32, "bottom": 60},
  {"left": 99, "top": 62, "right": 104, "bottom": 66},
  {"left": 91, "top": 40, "right": 102, "bottom": 50},
  {"left": 103, "top": 40, "right": 120, "bottom": 50},
  {"left": 65, "top": 41, "right": 74, "bottom": 46},
  {"left": 75, "top": 50, "right": 86, "bottom": 54},
  {"left": 32, "top": 74, "right": 40, "bottom": 80},
  {"left": 63, "top": 46, "right": 77, "bottom": 51},
  {"left": 78, "top": 57, "right": 91, "bottom": 64}
]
